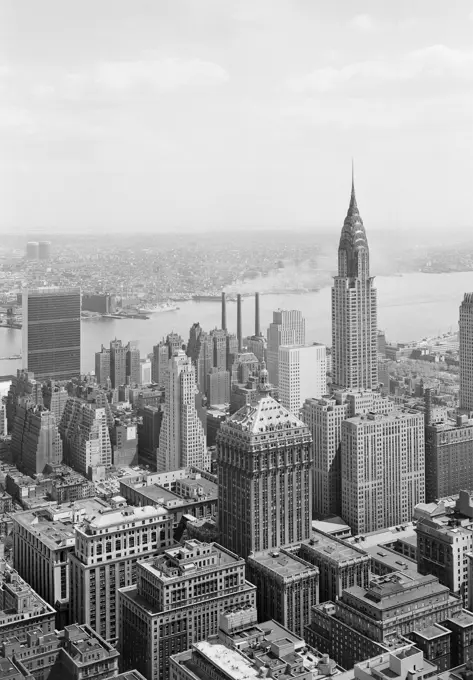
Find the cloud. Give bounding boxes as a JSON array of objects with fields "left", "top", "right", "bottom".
[
  {"left": 287, "top": 45, "right": 473, "bottom": 94},
  {"left": 349, "top": 14, "right": 378, "bottom": 32},
  {"left": 94, "top": 57, "right": 229, "bottom": 91}
]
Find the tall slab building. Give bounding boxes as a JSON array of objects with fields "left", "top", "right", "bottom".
[
  {"left": 332, "top": 173, "right": 377, "bottom": 390},
  {"left": 22, "top": 287, "right": 81, "bottom": 381},
  {"left": 459, "top": 293, "right": 473, "bottom": 411},
  {"left": 266, "top": 310, "right": 306, "bottom": 387}
]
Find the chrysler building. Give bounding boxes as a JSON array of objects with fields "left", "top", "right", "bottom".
[{"left": 332, "top": 168, "right": 378, "bottom": 390}]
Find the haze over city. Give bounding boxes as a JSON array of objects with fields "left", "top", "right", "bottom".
[{"left": 1, "top": 0, "right": 473, "bottom": 233}]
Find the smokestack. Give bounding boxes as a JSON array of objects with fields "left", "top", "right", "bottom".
[
  {"left": 221, "top": 292, "right": 227, "bottom": 331},
  {"left": 237, "top": 294, "right": 242, "bottom": 351},
  {"left": 255, "top": 292, "right": 260, "bottom": 336}
]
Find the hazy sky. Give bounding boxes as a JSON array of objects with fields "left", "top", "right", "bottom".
[{"left": 1, "top": 0, "right": 472, "bottom": 233}]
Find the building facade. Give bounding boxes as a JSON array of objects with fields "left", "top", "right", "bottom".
[
  {"left": 341, "top": 409, "right": 425, "bottom": 534},
  {"left": 118, "top": 540, "right": 257, "bottom": 680},
  {"left": 157, "top": 350, "right": 209, "bottom": 473},
  {"left": 217, "top": 371, "right": 313, "bottom": 559},
  {"left": 301, "top": 390, "right": 393, "bottom": 518},
  {"left": 331, "top": 174, "right": 377, "bottom": 391},
  {"left": 266, "top": 310, "right": 306, "bottom": 387},
  {"left": 22, "top": 287, "right": 81, "bottom": 381},
  {"left": 69, "top": 499, "right": 173, "bottom": 642},
  {"left": 459, "top": 293, "right": 473, "bottom": 411},
  {"left": 278, "top": 344, "right": 326, "bottom": 415}
]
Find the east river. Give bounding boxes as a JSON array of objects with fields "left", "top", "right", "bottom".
[{"left": 1, "top": 271, "right": 473, "bottom": 376}]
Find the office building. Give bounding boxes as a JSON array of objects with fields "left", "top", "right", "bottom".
[
  {"left": 13, "top": 499, "right": 118, "bottom": 628},
  {"left": 118, "top": 540, "right": 257, "bottom": 680},
  {"left": 0, "top": 561, "right": 56, "bottom": 645},
  {"left": 186, "top": 323, "right": 212, "bottom": 391},
  {"left": 305, "top": 570, "right": 462, "bottom": 670},
  {"left": 95, "top": 345, "right": 111, "bottom": 387},
  {"left": 217, "top": 369, "right": 313, "bottom": 559},
  {"left": 246, "top": 549, "right": 319, "bottom": 637},
  {"left": 332, "top": 171, "right": 377, "bottom": 390},
  {"left": 278, "top": 344, "right": 326, "bottom": 414},
  {"left": 59, "top": 397, "right": 112, "bottom": 480},
  {"left": 42, "top": 380, "right": 69, "bottom": 423},
  {"left": 6, "top": 370, "right": 44, "bottom": 433},
  {"left": 424, "top": 412, "right": 473, "bottom": 502},
  {"left": 109, "top": 339, "right": 127, "bottom": 388},
  {"left": 10, "top": 404, "right": 62, "bottom": 477},
  {"left": 22, "top": 287, "right": 81, "bottom": 381},
  {"left": 206, "top": 367, "right": 230, "bottom": 406},
  {"left": 157, "top": 350, "right": 209, "bottom": 473},
  {"left": 70, "top": 498, "right": 173, "bottom": 642},
  {"left": 140, "top": 358, "right": 152, "bottom": 385},
  {"left": 460, "top": 293, "right": 473, "bottom": 411},
  {"left": 301, "top": 390, "right": 393, "bottom": 518},
  {"left": 82, "top": 292, "right": 116, "bottom": 314},
  {"left": 267, "top": 310, "right": 306, "bottom": 387},
  {"left": 0, "top": 624, "right": 120, "bottom": 680},
  {"left": 354, "top": 648, "right": 438, "bottom": 680},
  {"left": 119, "top": 469, "right": 218, "bottom": 529},
  {"left": 228, "top": 351, "right": 259, "bottom": 386},
  {"left": 111, "top": 417, "right": 138, "bottom": 467},
  {"left": 341, "top": 409, "right": 425, "bottom": 534},
  {"left": 170, "top": 606, "right": 342, "bottom": 680},
  {"left": 296, "top": 531, "right": 371, "bottom": 603},
  {"left": 152, "top": 333, "right": 184, "bottom": 387},
  {"left": 137, "top": 405, "right": 162, "bottom": 469},
  {"left": 416, "top": 490, "right": 473, "bottom": 607},
  {"left": 126, "top": 341, "right": 140, "bottom": 386},
  {"left": 0, "top": 402, "right": 6, "bottom": 436},
  {"left": 247, "top": 336, "right": 266, "bottom": 363}
]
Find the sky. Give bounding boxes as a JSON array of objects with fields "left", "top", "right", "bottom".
[{"left": 1, "top": 0, "right": 472, "bottom": 233}]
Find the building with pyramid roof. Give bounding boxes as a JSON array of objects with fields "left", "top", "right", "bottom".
[{"left": 217, "top": 368, "right": 313, "bottom": 559}]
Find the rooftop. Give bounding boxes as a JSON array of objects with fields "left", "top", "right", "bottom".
[
  {"left": 248, "top": 550, "right": 318, "bottom": 579},
  {"left": 79, "top": 504, "right": 167, "bottom": 533},
  {"left": 141, "top": 541, "right": 240, "bottom": 583},
  {"left": 346, "top": 523, "right": 417, "bottom": 550},
  {"left": 365, "top": 546, "right": 418, "bottom": 573},
  {"left": 194, "top": 640, "right": 259, "bottom": 680},
  {"left": 413, "top": 624, "right": 451, "bottom": 640},
  {"left": 303, "top": 532, "right": 368, "bottom": 564},
  {"left": 224, "top": 394, "right": 309, "bottom": 437},
  {"left": 343, "top": 572, "right": 452, "bottom": 611},
  {"left": 445, "top": 611, "right": 473, "bottom": 628}
]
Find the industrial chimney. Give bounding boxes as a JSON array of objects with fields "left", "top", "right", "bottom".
[{"left": 237, "top": 294, "right": 242, "bottom": 351}]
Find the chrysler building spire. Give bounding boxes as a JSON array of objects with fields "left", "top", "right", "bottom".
[
  {"left": 331, "top": 165, "right": 378, "bottom": 391},
  {"left": 338, "top": 162, "right": 370, "bottom": 280}
]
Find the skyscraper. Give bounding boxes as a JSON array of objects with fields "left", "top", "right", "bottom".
[
  {"left": 217, "top": 368, "right": 313, "bottom": 559},
  {"left": 95, "top": 345, "right": 110, "bottom": 386},
  {"left": 266, "top": 310, "right": 305, "bottom": 387},
  {"left": 341, "top": 409, "right": 425, "bottom": 534},
  {"left": 332, "top": 170, "right": 377, "bottom": 390},
  {"left": 22, "top": 287, "right": 81, "bottom": 381},
  {"left": 10, "top": 403, "right": 63, "bottom": 476},
  {"left": 278, "top": 343, "right": 326, "bottom": 414},
  {"left": 186, "top": 323, "right": 212, "bottom": 391},
  {"left": 109, "top": 339, "right": 126, "bottom": 388},
  {"left": 125, "top": 341, "right": 140, "bottom": 385},
  {"left": 459, "top": 293, "right": 473, "bottom": 411},
  {"left": 157, "top": 350, "right": 209, "bottom": 472}
]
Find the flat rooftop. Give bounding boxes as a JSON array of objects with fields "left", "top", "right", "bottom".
[
  {"left": 365, "top": 546, "right": 418, "bottom": 572},
  {"left": 346, "top": 523, "right": 417, "bottom": 550},
  {"left": 445, "top": 611, "right": 473, "bottom": 628},
  {"left": 194, "top": 640, "right": 259, "bottom": 680},
  {"left": 80, "top": 504, "right": 167, "bottom": 532},
  {"left": 303, "top": 532, "right": 368, "bottom": 563},
  {"left": 249, "top": 550, "right": 318, "bottom": 579},
  {"left": 413, "top": 624, "right": 451, "bottom": 640},
  {"left": 344, "top": 573, "right": 452, "bottom": 611},
  {"left": 312, "top": 517, "right": 351, "bottom": 536}
]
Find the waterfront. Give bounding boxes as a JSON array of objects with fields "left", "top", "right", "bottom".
[{"left": 1, "top": 271, "right": 473, "bottom": 376}]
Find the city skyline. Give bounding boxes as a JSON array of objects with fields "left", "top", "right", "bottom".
[{"left": 1, "top": 1, "right": 472, "bottom": 232}]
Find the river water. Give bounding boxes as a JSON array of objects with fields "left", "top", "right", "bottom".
[{"left": 1, "top": 271, "right": 472, "bottom": 376}]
